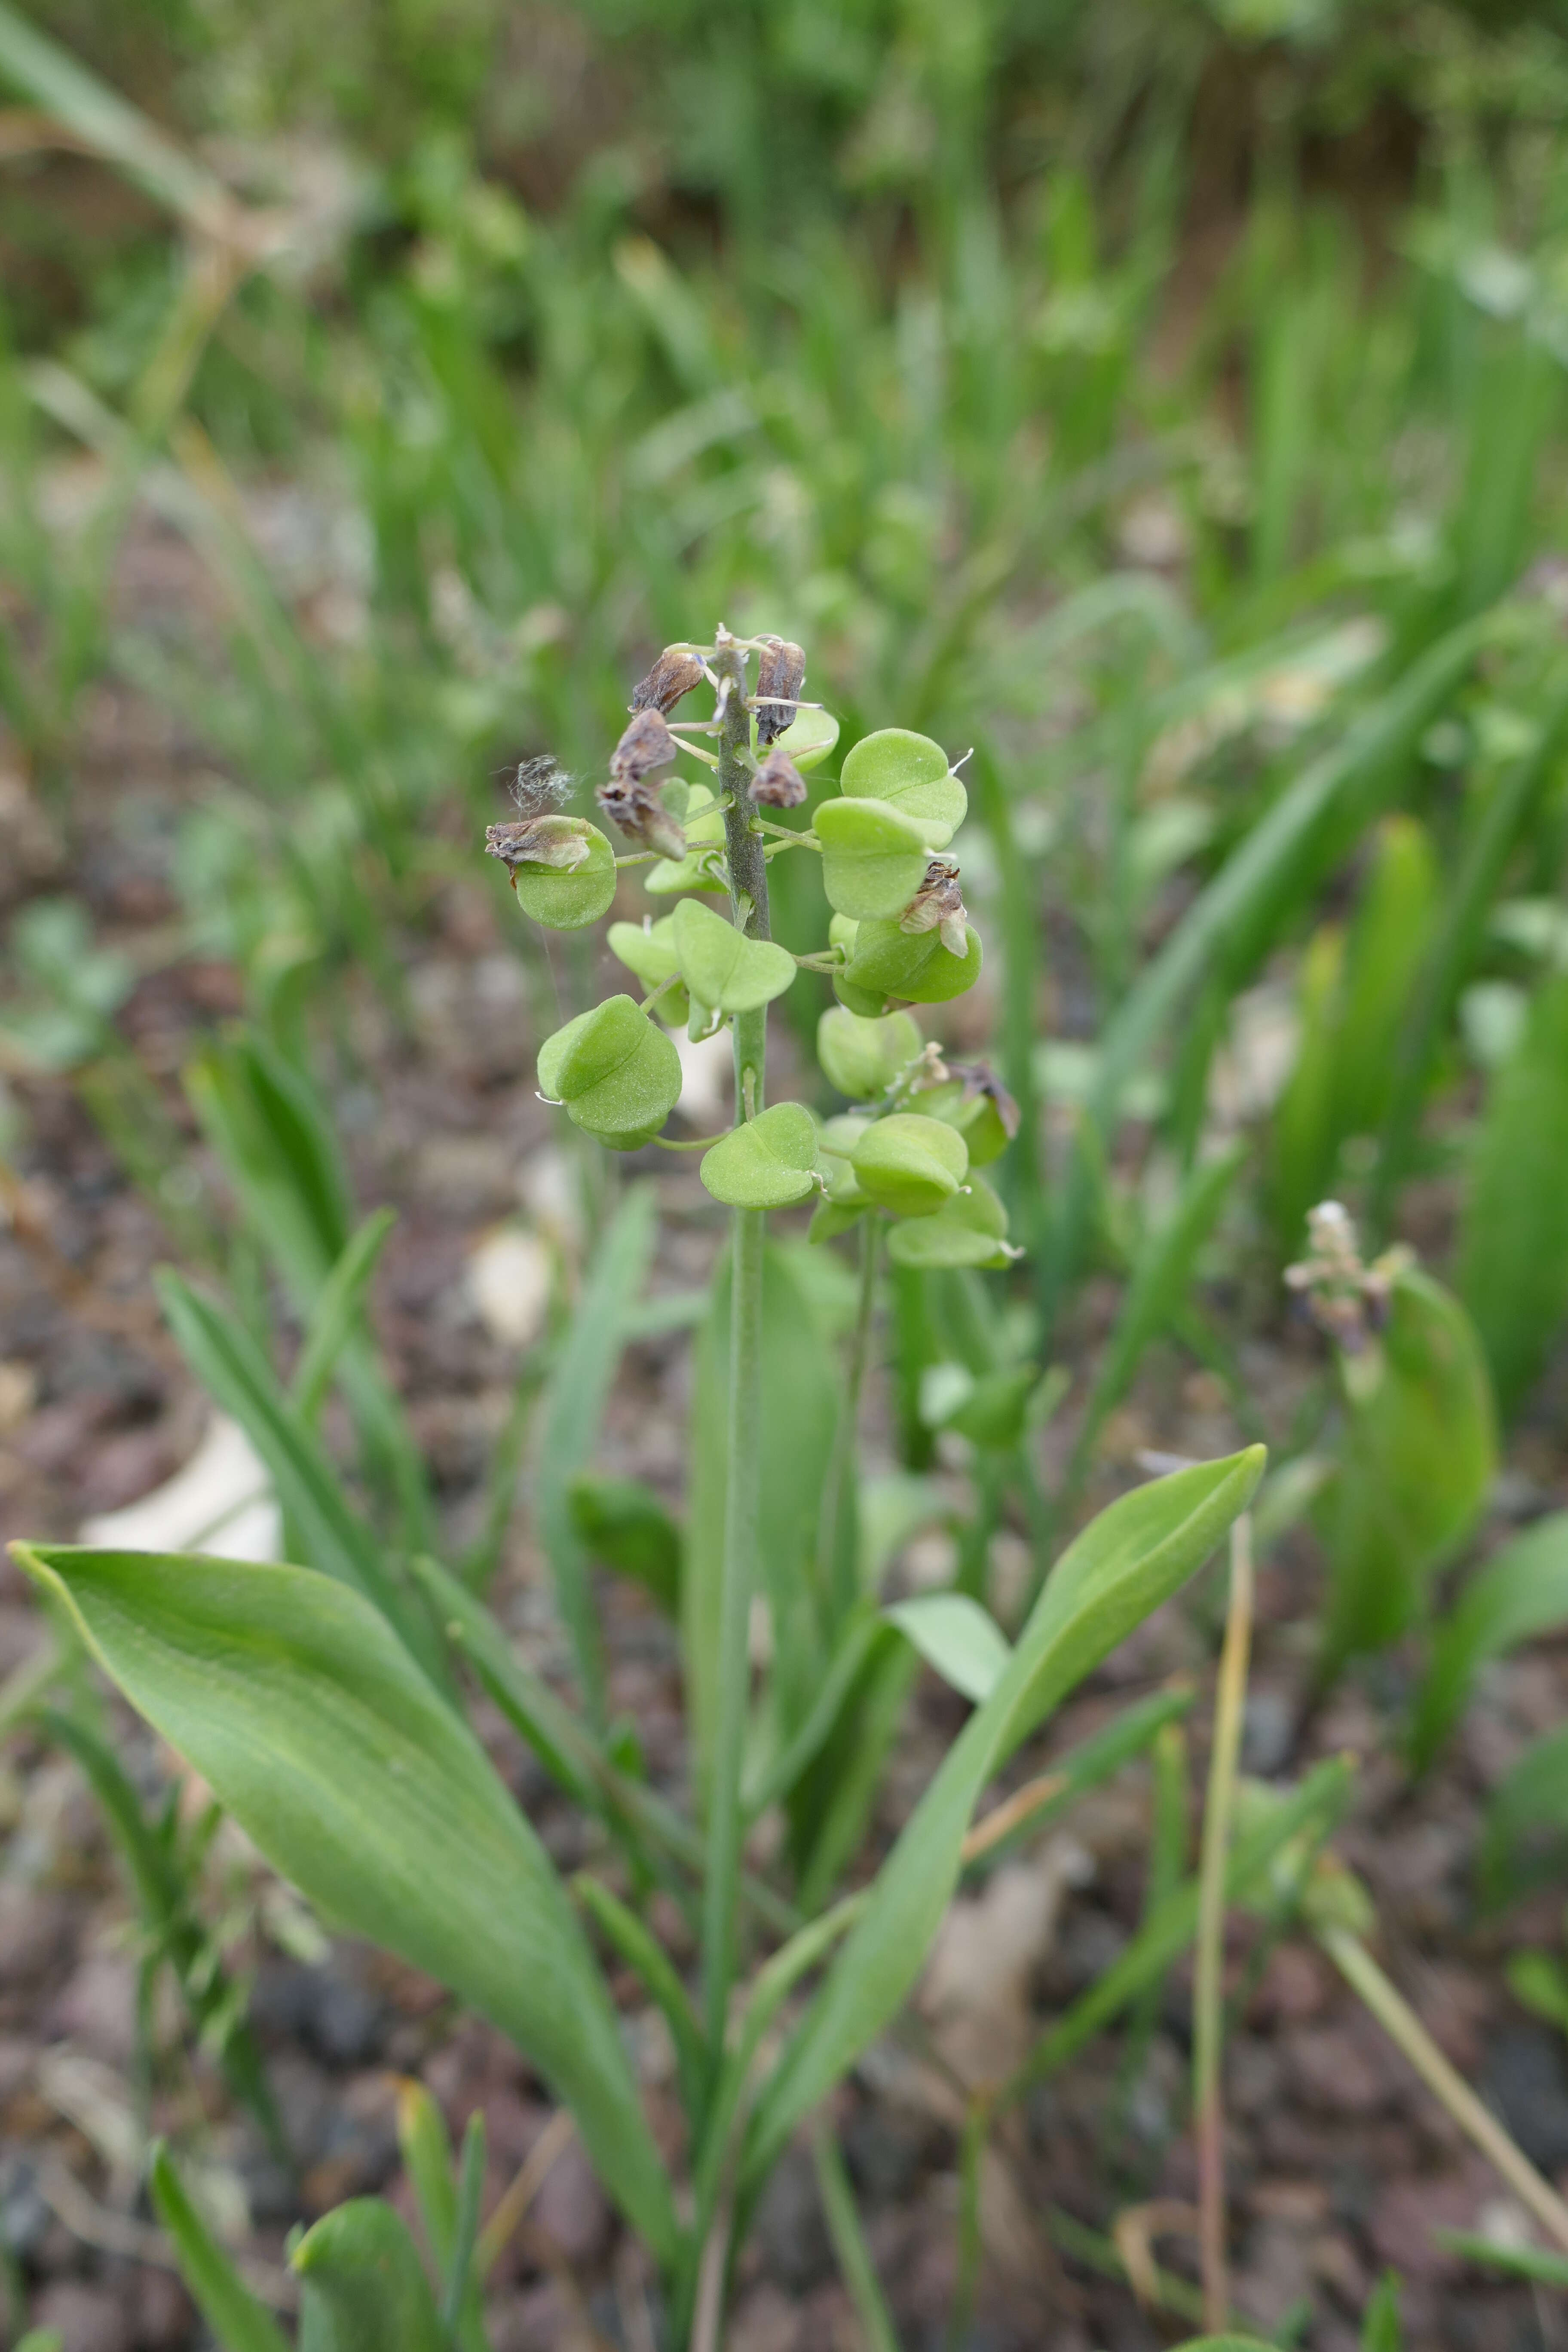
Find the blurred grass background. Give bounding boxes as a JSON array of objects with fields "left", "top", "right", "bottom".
[{"left": 7, "top": 0, "right": 1568, "bottom": 1362}]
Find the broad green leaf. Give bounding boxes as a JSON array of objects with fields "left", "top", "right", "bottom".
[
  {"left": 1317, "top": 1268, "right": 1497, "bottom": 1669},
  {"left": 292, "top": 2200, "right": 443, "bottom": 2352},
  {"left": 817, "top": 1006, "right": 923, "bottom": 1099},
  {"left": 746, "top": 1447, "right": 1264, "bottom": 2176},
  {"left": 607, "top": 915, "right": 689, "bottom": 1026},
  {"left": 1457, "top": 970, "right": 1568, "bottom": 1418},
  {"left": 149, "top": 2143, "right": 290, "bottom": 2352},
  {"left": 511, "top": 821, "right": 617, "bottom": 929},
  {"left": 815, "top": 796, "right": 931, "bottom": 920},
  {"left": 1410, "top": 1511, "right": 1568, "bottom": 1767},
  {"left": 851, "top": 1113, "right": 967, "bottom": 1217},
  {"left": 700, "top": 1101, "right": 820, "bottom": 1208},
  {"left": 771, "top": 705, "right": 839, "bottom": 771},
  {"left": 17, "top": 1543, "right": 678, "bottom": 2261},
  {"left": 534, "top": 1188, "right": 657, "bottom": 1715},
  {"left": 538, "top": 995, "right": 682, "bottom": 1145},
  {"left": 885, "top": 1176, "right": 1013, "bottom": 1270},
  {"left": 839, "top": 727, "right": 967, "bottom": 848},
  {"left": 672, "top": 896, "right": 798, "bottom": 1012},
  {"left": 886, "top": 1593, "right": 1011, "bottom": 1702},
  {"left": 569, "top": 1473, "right": 682, "bottom": 1615},
  {"left": 842, "top": 916, "right": 983, "bottom": 1004},
  {"left": 156, "top": 1271, "right": 443, "bottom": 1681}
]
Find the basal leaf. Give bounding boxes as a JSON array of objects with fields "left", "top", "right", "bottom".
[
  {"left": 745, "top": 1447, "right": 1263, "bottom": 2176},
  {"left": 886, "top": 1592, "right": 1011, "bottom": 1702},
  {"left": 292, "top": 2200, "right": 443, "bottom": 2352},
  {"left": 149, "top": 2144, "right": 290, "bottom": 2352},
  {"left": 15, "top": 1543, "right": 678, "bottom": 2262},
  {"left": 1318, "top": 1268, "right": 1497, "bottom": 1669}
]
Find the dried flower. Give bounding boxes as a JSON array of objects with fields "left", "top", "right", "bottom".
[
  {"left": 754, "top": 637, "right": 805, "bottom": 746},
  {"left": 630, "top": 646, "right": 705, "bottom": 717},
  {"left": 485, "top": 812, "right": 593, "bottom": 876},
  {"left": 597, "top": 778, "right": 686, "bottom": 861},
  {"left": 947, "top": 1061, "right": 1020, "bottom": 1141},
  {"left": 611, "top": 707, "right": 679, "bottom": 784},
  {"left": 898, "top": 858, "right": 970, "bottom": 959},
  {"left": 1284, "top": 1200, "right": 1410, "bottom": 1354},
  {"left": 752, "top": 747, "right": 807, "bottom": 808}
]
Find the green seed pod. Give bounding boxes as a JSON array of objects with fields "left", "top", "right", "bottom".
[
  {"left": 809, "top": 1197, "right": 867, "bottom": 1244},
  {"left": 815, "top": 796, "right": 931, "bottom": 920},
  {"left": 819, "top": 1112, "right": 872, "bottom": 1204},
  {"left": 607, "top": 915, "right": 689, "bottom": 1026},
  {"left": 912, "top": 1068, "right": 1017, "bottom": 1165},
  {"left": 817, "top": 1005, "right": 922, "bottom": 1099},
  {"left": 769, "top": 705, "right": 839, "bottom": 772},
  {"left": 700, "top": 1101, "right": 820, "bottom": 1209},
  {"left": 647, "top": 785, "right": 727, "bottom": 894},
  {"left": 493, "top": 817, "right": 618, "bottom": 930},
  {"left": 850, "top": 1112, "right": 968, "bottom": 1218},
  {"left": 537, "top": 994, "right": 682, "bottom": 1147},
  {"left": 885, "top": 1173, "right": 1014, "bottom": 1269},
  {"left": 672, "top": 897, "right": 798, "bottom": 1014},
  {"left": 842, "top": 916, "right": 982, "bottom": 1004},
  {"left": 839, "top": 727, "right": 967, "bottom": 848}
]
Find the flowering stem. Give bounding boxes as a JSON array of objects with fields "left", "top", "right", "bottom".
[
  {"left": 700, "top": 632, "right": 771, "bottom": 2072},
  {"left": 815, "top": 1212, "right": 882, "bottom": 1635},
  {"left": 1194, "top": 1510, "right": 1252, "bottom": 2333}
]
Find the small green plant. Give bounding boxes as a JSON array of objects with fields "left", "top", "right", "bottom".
[{"left": 11, "top": 631, "right": 1274, "bottom": 2346}]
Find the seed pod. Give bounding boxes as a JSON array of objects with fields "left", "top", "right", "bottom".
[
  {"left": 754, "top": 637, "right": 806, "bottom": 746},
  {"left": 841, "top": 913, "right": 983, "bottom": 1005},
  {"left": 630, "top": 646, "right": 705, "bottom": 716},
  {"left": 597, "top": 776, "right": 687, "bottom": 860},
  {"left": 850, "top": 1112, "right": 968, "bottom": 1219},
  {"left": 537, "top": 995, "right": 682, "bottom": 1148},
  {"left": 899, "top": 858, "right": 970, "bottom": 959},
  {"left": 611, "top": 707, "right": 679, "bottom": 784},
  {"left": 913, "top": 1062, "right": 1020, "bottom": 1166},
  {"left": 816, "top": 1005, "right": 922, "bottom": 1099},
  {"left": 752, "top": 747, "right": 807, "bottom": 808}
]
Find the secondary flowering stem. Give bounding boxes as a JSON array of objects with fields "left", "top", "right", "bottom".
[{"left": 1194, "top": 1510, "right": 1252, "bottom": 2332}]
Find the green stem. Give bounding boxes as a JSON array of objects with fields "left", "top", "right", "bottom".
[
  {"left": 700, "top": 630, "right": 772, "bottom": 2070},
  {"left": 816, "top": 1213, "right": 881, "bottom": 1634},
  {"left": 1193, "top": 1510, "right": 1252, "bottom": 2334}
]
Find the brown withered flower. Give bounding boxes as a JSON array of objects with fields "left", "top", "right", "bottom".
[
  {"left": 752, "top": 747, "right": 807, "bottom": 808},
  {"left": 485, "top": 811, "right": 593, "bottom": 879},
  {"left": 947, "top": 1062, "right": 1020, "bottom": 1142},
  {"left": 610, "top": 706, "right": 679, "bottom": 783},
  {"left": 898, "top": 857, "right": 970, "bottom": 958},
  {"left": 630, "top": 645, "right": 705, "bottom": 717},
  {"left": 754, "top": 637, "right": 806, "bottom": 745},
  {"left": 1285, "top": 1200, "right": 1410, "bottom": 1355}
]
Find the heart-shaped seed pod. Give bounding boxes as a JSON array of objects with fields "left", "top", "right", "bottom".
[
  {"left": 537, "top": 995, "right": 682, "bottom": 1146},
  {"left": 490, "top": 817, "right": 619, "bottom": 930},
  {"left": 839, "top": 727, "right": 967, "bottom": 848},
  {"left": 699, "top": 1101, "right": 820, "bottom": 1209},
  {"left": 850, "top": 1112, "right": 968, "bottom": 1218},
  {"left": 840, "top": 916, "right": 983, "bottom": 1004},
  {"left": 816, "top": 1006, "right": 923, "bottom": 1099},
  {"left": 815, "top": 796, "right": 932, "bottom": 920},
  {"left": 909, "top": 1064, "right": 1019, "bottom": 1166}
]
